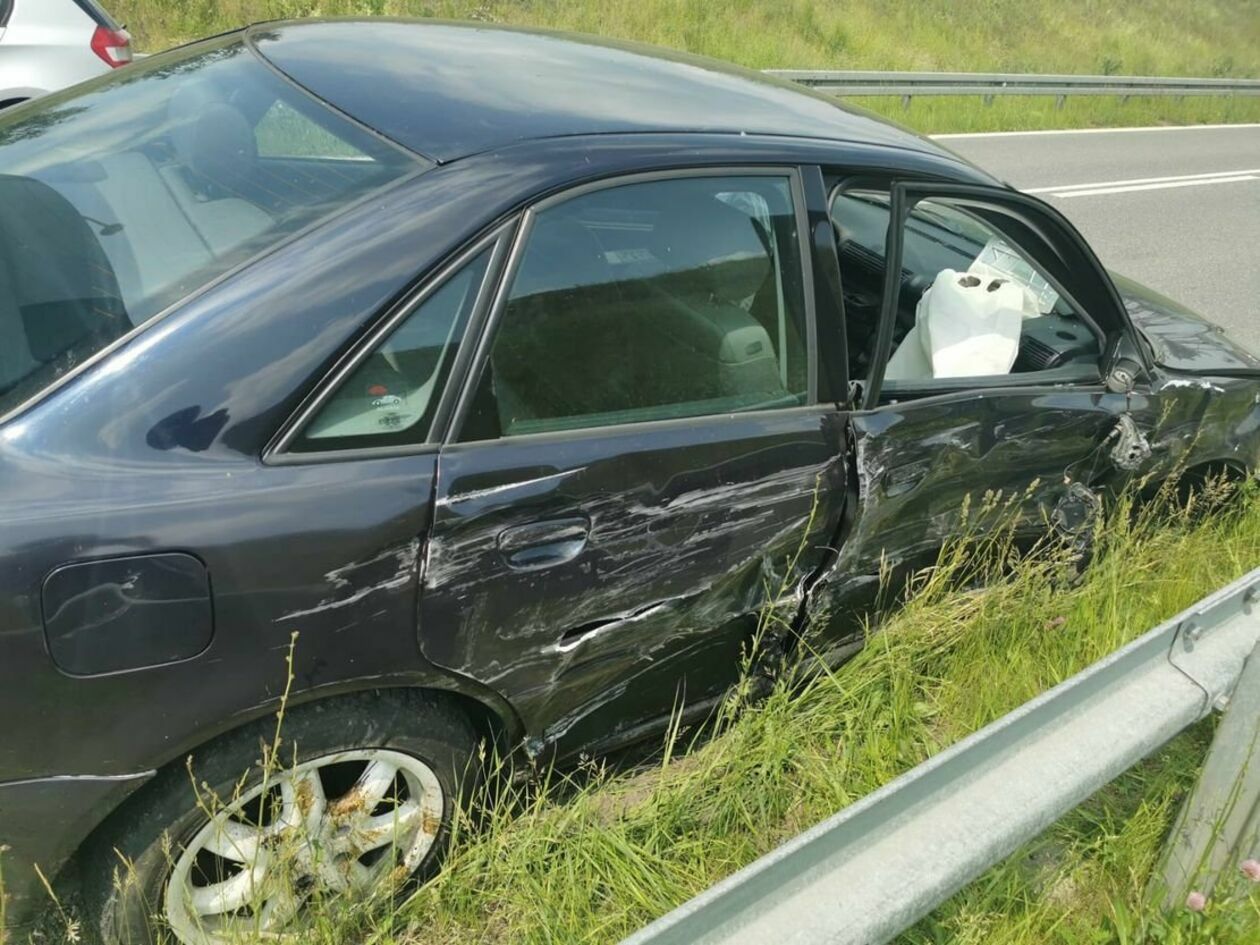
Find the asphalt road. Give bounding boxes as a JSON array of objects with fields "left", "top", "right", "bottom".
[{"left": 937, "top": 124, "right": 1260, "bottom": 352}]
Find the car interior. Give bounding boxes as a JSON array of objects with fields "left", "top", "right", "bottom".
[
  {"left": 37, "top": 81, "right": 396, "bottom": 322},
  {"left": 0, "top": 174, "right": 129, "bottom": 408},
  {"left": 829, "top": 189, "right": 1103, "bottom": 398},
  {"left": 462, "top": 179, "right": 810, "bottom": 440},
  {"left": 0, "top": 69, "right": 408, "bottom": 415},
  {"left": 296, "top": 254, "right": 491, "bottom": 448}
]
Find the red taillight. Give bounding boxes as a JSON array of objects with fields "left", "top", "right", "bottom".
[{"left": 90, "top": 25, "right": 133, "bottom": 68}]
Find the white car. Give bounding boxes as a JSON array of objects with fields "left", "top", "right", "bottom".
[{"left": 0, "top": 0, "right": 131, "bottom": 109}]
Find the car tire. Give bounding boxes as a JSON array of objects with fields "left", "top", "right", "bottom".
[{"left": 81, "top": 690, "right": 480, "bottom": 945}]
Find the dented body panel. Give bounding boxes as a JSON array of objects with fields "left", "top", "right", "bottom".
[
  {"left": 421, "top": 408, "right": 849, "bottom": 757},
  {"left": 1115, "top": 273, "right": 1260, "bottom": 376},
  {"left": 806, "top": 375, "right": 1260, "bottom": 645},
  {"left": 807, "top": 385, "right": 1131, "bottom": 640}
]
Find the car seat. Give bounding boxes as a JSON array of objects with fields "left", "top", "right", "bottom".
[
  {"left": 161, "top": 83, "right": 273, "bottom": 256},
  {"left": 0, "top": 174, "right": 128, "bottom": 397}
]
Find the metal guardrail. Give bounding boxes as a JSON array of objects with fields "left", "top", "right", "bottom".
[
  {"left": 769, "top": 70, "right": 1260, "bottom": 105},
  {"left": 620, "top": 565, "right": 1260, "bottom": 945}
]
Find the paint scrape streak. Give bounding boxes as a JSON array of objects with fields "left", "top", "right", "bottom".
[
  {"left": 1157, "top": 378, "right": 1227, "bottom": 395},
  {"left": 275, "top": 539, "right": 420, "bottom": 623}
]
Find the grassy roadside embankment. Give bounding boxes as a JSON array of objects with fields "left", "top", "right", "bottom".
[
  {"left": 8, "top": 485, "right": 1258, "bottom": 945},
  {"left": 359, "top": 485, "right": 1260, "bottom": 945},
  {"left": 11, "top": 489, "right": 1256, "bottom": 943},
  {"left": 112, "top": 0, "right": 1260, "bottom": 133}
]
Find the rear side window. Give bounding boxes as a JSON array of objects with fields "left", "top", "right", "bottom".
[
  {"left": 290, "top": 248, "right": 493, "bottom": 453},
  {"left": 0, "top": 0, "right": 13, "bottom": 28},
  {"left": 0, "top": 39, "right": 418, "bottom": 418},
  {"left": 461, "top": 174, "right": 810, "bottom": 440},
  {"left": 254, "top": 100, "right": 368, "bottom": 159}
]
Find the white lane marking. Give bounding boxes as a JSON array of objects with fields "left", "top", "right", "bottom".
[
  {"left": 1025, "top": 168, "right": 1260, "bottom": 195},
  {"left": 1050, "top": 174, "right": 1258, "bottom": 198},
  {"left": 1048, "top": 176, "right": 1254, "bottom": 197},
  {"left": 932, "top": 122, "right": 1260, "bottom": 139}
]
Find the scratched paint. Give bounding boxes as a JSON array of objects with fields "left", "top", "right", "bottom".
[
  {"left": 409, "top": 282, "right": 1260, "bottom": 763},
  {"left": 418, "top": 409, "right": 849, "bottom": 757},
  {"left": 276, "top": 540, "right": 421, "bottom": 623}
]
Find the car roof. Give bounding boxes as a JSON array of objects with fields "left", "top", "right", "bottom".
[{"left": 249, "top": 19, "right": 956, "bottom": 165}]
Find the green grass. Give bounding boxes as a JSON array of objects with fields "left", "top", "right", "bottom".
[
  {"left": 94, "top": 481, "right": 1246, "bottom": 945},
  {"left": 356, "top": 485, "right": 1260, "bottom": 945},
  {"left": 14, "top": 489, "right": 1260, "bottom": 944},
  {"left": 111, "top": 0, "right": 1260, "bottom": 133}
]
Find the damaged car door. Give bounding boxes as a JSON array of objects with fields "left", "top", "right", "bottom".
[
  {"left": 418, "top": 170, "right": 850, "bottom": 759},
  {"left": 807, "top": 180, "right": 1150, "bottom": 638}
]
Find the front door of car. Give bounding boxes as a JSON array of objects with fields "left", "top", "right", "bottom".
[
  {"left": 419, "top": 170, "right": 850, "bottom": 760},
  {"left": 807, "top": 180, "right": 1150, "bottom": 641}
]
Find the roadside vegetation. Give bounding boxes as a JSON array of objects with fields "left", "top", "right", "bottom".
[
  {"left": 112, "top": 0, "right": 1260, "bottom": 133},
  {"left": 364, "top": 482, "right": 1260, "bottom": 945},
  {"left": 20, "top": 479, "right": 1253, "bottom": 945}
]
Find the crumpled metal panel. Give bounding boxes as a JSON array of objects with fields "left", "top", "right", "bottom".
[
  {"left": 807, "top": 370, "right": 1260, "bottom": 651},
  {"left": 419, "top": 408, "right": 850, "bottom": 758}
]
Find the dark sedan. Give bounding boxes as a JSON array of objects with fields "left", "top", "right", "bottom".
[{"left": 1, "top": 19, "right": 1257, "bottom": 944}]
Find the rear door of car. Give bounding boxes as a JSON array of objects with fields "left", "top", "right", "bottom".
[
  {"left": 807, "top": 178, "right": 1152, "bottom": 638},
  {"left": 418, "top": 168, "right": 852, "bottom": 760}
]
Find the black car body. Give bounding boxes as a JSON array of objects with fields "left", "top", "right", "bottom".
[{"left": 1, "top": 19, "right": 1258, "bottom": 935}]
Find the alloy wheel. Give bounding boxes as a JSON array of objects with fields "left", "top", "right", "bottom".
[{"left": 162, "top": 748, "right": 443, "bottom": 944}]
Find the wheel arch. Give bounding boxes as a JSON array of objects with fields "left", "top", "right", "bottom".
[{"left": 1180, "top": 456, "right": 1251, "bottom": 481}]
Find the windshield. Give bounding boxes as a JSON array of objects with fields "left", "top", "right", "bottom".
[{"left": 0, "top": 38, "right": 419, "bottom": 417}]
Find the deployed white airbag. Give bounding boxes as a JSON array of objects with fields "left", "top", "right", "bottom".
[{"left": 885, "top": 269, "right": 1026, "bottom": 381}]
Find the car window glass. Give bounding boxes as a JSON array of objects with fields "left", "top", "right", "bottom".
[
  {"left": 293, "top": 248, "right": 492, "bottom": 452},
  {"left": 460, "top": 175, "right": 809, "bottom": 441},
  {"left": 830, "top": 190, "right": 1100, "bottom": 398},
  {"left": 0, "top": 38, "right": 418, "bottom": 419},
  {"left": 254, "top": 101, "right": 369, "bottom": 160}
]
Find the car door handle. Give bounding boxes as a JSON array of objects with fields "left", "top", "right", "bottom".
[{"left": 497, "top": 516, "right": 590, "bottom": 570}]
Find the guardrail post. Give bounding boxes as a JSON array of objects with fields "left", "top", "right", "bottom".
[{"left": 1154, "top": 632, "right": 1260, "bottom": 910}]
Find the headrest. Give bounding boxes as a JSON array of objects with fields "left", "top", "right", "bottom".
[
  {"left": 168, "top": 85, "right": 257, "bottom": 196},
  {"left": 511, "top": 212, "right": 614, "bottom": 301},
  {"left": 512, "top": 190, "right": 772, "bottom": 309},
  {"left": 0, "top": 175, "right": 126, "bottom": 362},
  {"left": 0, "top": 175, "right": 120, "bottom": 308},
  {"left": 654, "top": 192, "right": 772, "bottom": 304}
]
